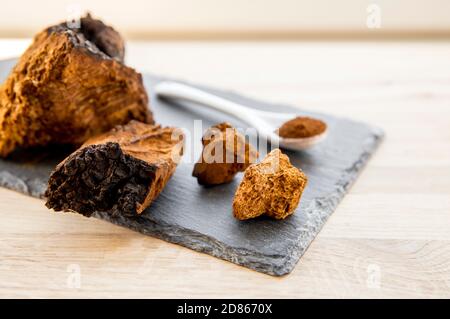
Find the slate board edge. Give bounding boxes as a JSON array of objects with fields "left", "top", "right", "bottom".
[
  {"left": 0, "top": 171, "right": 45, "bottom": 199},
  {"left": 93, "top": 211, "right": 292, "bottom": 276}
]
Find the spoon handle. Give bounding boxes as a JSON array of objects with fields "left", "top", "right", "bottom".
[
  {"left": 251, "top": 109, "right": 298, "bottom": 120},
  {"left": 154, "top": 81, "right": 281, "bottom": 145},
  {"left": 155, "top": 81, "right": 296, "bottom": 120},
  {"left": 155, "top": 81, "right": 254, "bottom": 118}
]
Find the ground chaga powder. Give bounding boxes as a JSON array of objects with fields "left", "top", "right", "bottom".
[{"left": 278, "top": 116, "right": 327, "bottom": 138}]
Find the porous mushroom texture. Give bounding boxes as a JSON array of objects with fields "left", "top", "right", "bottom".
[
  {"left": 0, "top": 14, "right": 152, "bottom": 157},
  {"left": 192, "top": 122, "right": 258, "bottom": 185},
  {"left": 45, "top": 121, "right": 184, "bottom": 217},
  {"left": 233, "top": 148, "right": 308, "bottom": 220}
]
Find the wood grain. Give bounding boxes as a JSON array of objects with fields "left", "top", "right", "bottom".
[{"left": 0, "top": 40, "right": 449, "bottom": 298}]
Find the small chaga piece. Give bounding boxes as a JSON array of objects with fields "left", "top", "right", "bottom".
[
  {"left": 192, "top": 122, "right": 258, "bottom": 185},
  {"left": 45, "top": 120, "right": 184, "bottom": 217},
  {"left": 0, "top": 14, "right": 152, "bottom": 157},
  {"left": 233, "top": 149, "right": 307, "bottom": 220}
]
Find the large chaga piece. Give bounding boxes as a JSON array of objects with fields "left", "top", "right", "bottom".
[
  {"left": 45, "top": 120, "right": 183, "bottom": 217},
  {"left": 0, "top": 14, "right": 152, "bottom": 157}
]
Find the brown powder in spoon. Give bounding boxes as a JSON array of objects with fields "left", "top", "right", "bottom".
[{"left": 278, "top": 116, "right": 327, "bottom": 138}]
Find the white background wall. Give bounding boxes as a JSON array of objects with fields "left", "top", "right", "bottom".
[{"left": 1, "top": 0, "right": 449, "bottom": 38}]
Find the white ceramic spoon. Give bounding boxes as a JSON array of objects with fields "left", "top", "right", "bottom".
[{"left": 154, "top": 81, "right": 327, "bottom": 151}]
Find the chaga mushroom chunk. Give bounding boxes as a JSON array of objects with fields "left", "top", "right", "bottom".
[
  {"left": 192, "top": 122, "right": 258, "bottom": 185},
  {"left": 48, "top": 13, "right": 125, "bottom": 62},
  {"left": 233, "top": 149, "right": 308, "bottom": 220},
  {"left": 45, "top": 121, "right": 184, "bottom": 217},
  {"left": 0, "top": 14, "right": 152, "bottom": 157}
]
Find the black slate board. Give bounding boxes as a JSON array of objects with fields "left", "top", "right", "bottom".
[{"left": 0, "top": 59, "right": 383, "bottom": 276}]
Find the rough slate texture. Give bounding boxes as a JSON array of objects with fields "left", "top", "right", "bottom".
[{"left": 0, "top": 59, "right": 384, "bottom": 276}]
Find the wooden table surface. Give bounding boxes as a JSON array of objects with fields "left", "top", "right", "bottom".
[{"left": 0, "top": 39, "right": 449, "bottom": 298}]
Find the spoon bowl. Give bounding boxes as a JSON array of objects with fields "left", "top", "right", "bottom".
[{"left": 154, "top": 81, "right": 327, "bottom": 151}]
